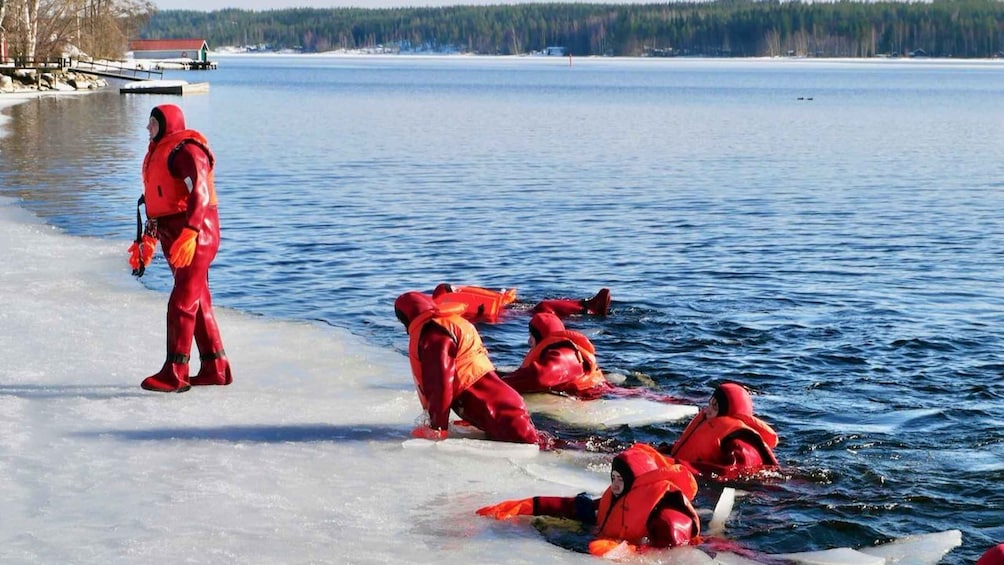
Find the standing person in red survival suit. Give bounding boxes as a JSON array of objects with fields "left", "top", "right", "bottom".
[
  {"left": 394, "top": 291, "right": 541, "bottom": 445},
  {"left": 661, "top": 382, "right": 778, "bottom": 479},
  {"left": 477, "top": 443, "right": 701, "bottom": 557},
  {"left": 127, "top": 104, "right": 232, "bottom": 393},
  {"left": 500, "top": 311, "right": 613, "bottom": 400}
]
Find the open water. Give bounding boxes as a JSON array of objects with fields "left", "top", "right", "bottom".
[{"left": 2, "top": 55, "right": 1003, "bottom": 562}]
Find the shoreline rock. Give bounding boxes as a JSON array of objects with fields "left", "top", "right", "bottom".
[{"left": 0, "top": 67, "right": 108, "bottom": 94}]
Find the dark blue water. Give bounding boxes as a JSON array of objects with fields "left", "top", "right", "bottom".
[{"left": 2, "top": 56, "right": 1003, "bottom": 562}]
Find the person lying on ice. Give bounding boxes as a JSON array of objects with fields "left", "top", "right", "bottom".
[
  {"left": 394, "top": 291, "right": 544, "bottom": 445},
  {"left": 476, "top": 443, "right": 701, "bottom": 557},
  {"left": 431, "top": 283, "right": 611, "bottom": 324},
  {"left": 660, "top": 382, "right": 779, "bottom": 480}
]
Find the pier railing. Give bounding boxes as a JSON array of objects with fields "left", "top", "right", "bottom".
[{"left": 67, "top": 58, "right": 163, "bottom": 81}]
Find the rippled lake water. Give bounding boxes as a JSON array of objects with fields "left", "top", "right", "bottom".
[{"left": 2, "top": 55, "right": 1003, "bottom": 562}]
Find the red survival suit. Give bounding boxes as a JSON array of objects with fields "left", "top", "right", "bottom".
[
  {"left": 502, "top": 311, "right": 612, "bottom": 400},
  {"left": 135, "top": 104, "right": 232, "bottom": 392},
  {"left": 432, "top": 284, "right": 611, "bottom": 323},
  {"left": 978, "top": 544, "right": 1004, "bottom": 565},
  {"left": 432, "top": 284, "right": 517, "bottom": 323},
  {"left": 478, "top": 443, "right": 700, "bottom": 554},
  {"left": 666, "top": 383, "right": 778, "bottom": 479},
  {"left": 394, "top": 291, "right": 539, "bottom": 444}
]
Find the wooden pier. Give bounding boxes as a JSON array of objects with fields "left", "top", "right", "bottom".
[
  {"left": 2, "top": 57, "right": 213, "bottom": 95},
  {"left": 68, "top": 59, "right": 163, "bottom": 81},
  {"left": 68, "top": 58, "right": 212, "bottom": 95}
]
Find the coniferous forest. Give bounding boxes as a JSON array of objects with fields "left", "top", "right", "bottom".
[{"left": 141, "top": 1, "right": 1004, "bottom": 58}]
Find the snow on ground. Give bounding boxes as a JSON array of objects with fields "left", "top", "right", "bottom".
[{"left": 0, "top": 95, "right": 608, "bottom": 564}]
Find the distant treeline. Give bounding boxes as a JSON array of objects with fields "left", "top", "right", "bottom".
[{"left": 141, "top": 0, "right": 1004, "bottom": 58}]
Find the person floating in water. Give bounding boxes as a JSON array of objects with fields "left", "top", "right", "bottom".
[
  {"left": 432, "top": 283, "right": 611, "bottom": 324},
  {"left": 500, "top": 311, "right": 613, "bottom": 400},
  {"left": 660, "top": 382, "right": 778, "bottom": 479},
  {"left": 476, "top": 443, "right": 701, "bottom": 557},
  {"left": 393, "top": 291, "right": 543, "bottom": 445},
  {"left": 500, "top": 311, "right": 692, "bottom": 407}
]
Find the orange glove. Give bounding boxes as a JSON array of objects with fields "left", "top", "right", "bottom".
[
  {"left": 588, "top": 539, "right": 637, "bottom": 558},
  {"left": 411, "top": 425, "right": 448, "bottom": 441},
  {"left": 128, "top": 235, "right": 157, "bottom": 272},
  {"left": 475, "top": 498, "right": 534, "bottom": 519},
  {"left": 168, "top": 227, "right": 198, "bottom": 268}
]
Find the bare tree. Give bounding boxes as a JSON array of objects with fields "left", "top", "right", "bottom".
[
  {"left": 1, "top": 0, "right": 7, "bottom": 62},
  {"left": 75, "top": 0, "right": 154, "bottom": 59},
  {"left": 3, "top": 0, "right": 39, "bottom": 64},
  {"left": 762, "top": 29, "right": 781, "bottom": 58},
  {"left": 34, "top": 0, "right": 80, "bottom": 60},
  {"left": 2, "top": 0, "right": 63, "bottom": 63},
  {"left": 2, "top": 0, "right": 153, "bottom": 64}
]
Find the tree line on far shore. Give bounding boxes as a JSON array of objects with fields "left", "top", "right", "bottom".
[
  {"left": 141, "top": 0, "right": 1004, "bottom": 58},
  {"left": 4, "top": 0, "right": 1004, "bottom": 62}
]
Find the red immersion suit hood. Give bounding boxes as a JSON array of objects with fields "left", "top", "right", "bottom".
[
  {"left": 394, "top": 291, "right": 436, "bottom": 328},
  {"left": 528, "top": 312, "right": 564, "bottom": 342},
  {"left": 150, "top": 104, "right": 187, "bottom": 142},
  {"left": 713, "top": 382, "right": 754, "bottom": 417}
]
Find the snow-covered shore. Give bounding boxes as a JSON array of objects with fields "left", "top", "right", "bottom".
[{"left": 0, "top": 94, "right": 608, "bottom": 564}]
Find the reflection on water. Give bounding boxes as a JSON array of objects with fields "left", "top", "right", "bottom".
[{"left": 2, "top": 92, "right": 149, "bottom": 236}]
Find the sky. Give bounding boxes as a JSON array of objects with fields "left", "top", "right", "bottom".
[{"left": 0, "top": 92, "right": 964, "bottom": 565}]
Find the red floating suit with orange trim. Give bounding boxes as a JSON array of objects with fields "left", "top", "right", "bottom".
[
  {"left": 476, "top": 443, "right": 701, "bottom": 553},
  {"left": 666, "top": 383, "right": 778, "bottom": 479},
  {"left": 502, "top": 311, "right": 612, "bottom": 399},
  {"left": 432, "top": 284, "right": 517, "bottom": 323},
  {"left": 432, "top": 284, "right": 612, "bottom": 323}
]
